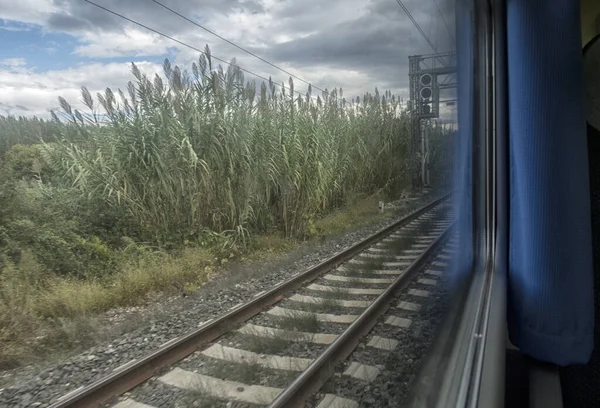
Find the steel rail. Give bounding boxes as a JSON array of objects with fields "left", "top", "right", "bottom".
[
  {"left": 268, "top": 220, "right": 456, "bottom": 408},
  {"left": 48, "top": 194, "right": 451, "bottom": 408}
]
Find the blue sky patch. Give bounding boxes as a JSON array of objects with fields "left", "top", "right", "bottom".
[
  {"left": 0, "top": 19, "right": 174, "bottom": 73},
  {"left": 0, "top": 22, "right": 77, "bottom": 70}
]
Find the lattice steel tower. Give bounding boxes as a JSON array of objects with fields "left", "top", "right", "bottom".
[{"left": 408, "top": 52, "right": 456, "bottom": 189}]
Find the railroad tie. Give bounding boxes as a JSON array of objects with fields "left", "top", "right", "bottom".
[
  {"left": 238, "top": 323, "right": 338, "bottom": 345},
  {"left": 112, "top": 399, "right": 156, "bottom": 408},
  {"left": 409, "top": 288, "right": 430, "bottom": 298},
  {"left": 343, "top": 362, "right": 382, "bottom": 382},
  {"left": 385, "top": 316, "right": 413, "bottom": 328},
  {"left": 316, "top": 394, "right": 359, "bottom": 408},
  {"left": 367, "top": 336, "right": 399, "bottom": 351}
]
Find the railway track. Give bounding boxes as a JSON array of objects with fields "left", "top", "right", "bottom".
[{"left": 48, "top": 196, "right": 455, "bottom": 408}]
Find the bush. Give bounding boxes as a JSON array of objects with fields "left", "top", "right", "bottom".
[
  {"left": 0, "top": 243, "right": 215, "bottom": 368},
  {"left": 31, "top": 246, "right": 213, "bottom": 318},
  {"left": 307, "top": 195, "right": 391, "bottom": 237},
  {"left": 0, "top": 172, "right": 18, "bottom": 229},
  {"left": 0, "top": 182, "right": 119, "bottom": 277},
  {"left": 0, "top": 253, "right": 46, "bottom": 368},
  {"left": 2, "top": 143, "right": 51, "bottom": 181}
]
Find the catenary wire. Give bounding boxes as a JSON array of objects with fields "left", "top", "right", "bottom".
[
  {"left": 83, "top": 0, "right": 322, "bottom": 100},
  {"left": 147, "top": 0, "right": 327, "bottom": 94}
]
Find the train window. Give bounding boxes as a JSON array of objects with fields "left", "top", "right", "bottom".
[
  {"left": 0, "top": 0, "right": 504, "bottom": 408},
  {"left": 412, "top": 1, "right": 597, "bottom": 408},
  {"left": 403, "top": 0, "right": 496, "bottom": 406}
]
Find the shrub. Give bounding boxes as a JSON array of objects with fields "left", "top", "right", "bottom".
[
  {"left": 2, "top": 143, "right": 49, "bottom": 181},
  {"left": 0, "top": 182, "right": 119, "bottom": 277}
]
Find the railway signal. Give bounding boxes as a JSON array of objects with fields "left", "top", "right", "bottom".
[{"left": 409, "top": 53, "right": 457, "bottom": 189}]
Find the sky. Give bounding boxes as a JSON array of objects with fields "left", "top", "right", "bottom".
[{"left": 0, "top": 0, "right": 456, "bottom": 118}]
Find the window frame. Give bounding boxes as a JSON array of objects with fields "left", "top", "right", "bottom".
[{"left": 404, "top": 0, "right": 505, "bottom": 406}]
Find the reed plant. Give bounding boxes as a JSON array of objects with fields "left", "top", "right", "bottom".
[{"left": 43, "top": 46, "right": 416, "bottom": 248}]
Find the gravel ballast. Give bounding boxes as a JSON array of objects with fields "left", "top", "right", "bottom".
[
  {"left": 320, "top": 246, "right": 453, "bottom": 408},
  {"left": 0, "top": 192, "right": 442, "bottom": 408}
]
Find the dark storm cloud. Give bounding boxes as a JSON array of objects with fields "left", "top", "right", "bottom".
[
  {"left": 46, "top": 12, "right": 93, "bottom": 31},
  {"left": 47, "top": 0, "right": 126, "bottom": 32},
  {"left": 45, "top": 0, "right": 266, "bottom": 34},
  {"left": 264, "top": 19, "right": 419, "bottom": 66},
  {"left": 39, "top": 0, "right": 454, "bottom": 97},
  {"left": 256, "top": 0, "right": 455, "bottom": 92}
]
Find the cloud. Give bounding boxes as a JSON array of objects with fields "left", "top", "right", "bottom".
[
  {"left": 0, "top": 58, "right": 27, "bottom": 68},
  {"left": 0, "top": 58, "right": 163, "bottom": 117},
  {"left": 0, "top": 0, "right": 457, "bottom": 122},
  {"left": 0, "top": 22, "right": 33, "bottom": 32},
  {"left": 0, "top": 0, "right": 58, "bottom": 26},
  {"left": 46, "top": 12, "right": 92, "bottom": 32},
  {"left": 74, "top": 28, "right": 175, "bottom": 57}
]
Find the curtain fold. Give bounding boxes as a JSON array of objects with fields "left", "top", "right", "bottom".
[{"left": 505, "top": 0, "right": 594, "bottom": 365}]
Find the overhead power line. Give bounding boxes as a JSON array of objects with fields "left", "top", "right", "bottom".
[
  {"left": 147, "top": 0, "right": 326, "bottom": 94},
  {"left": 432, "top": 0, "right": 456, "bottom": 45},
  {"left": 395, "top": 0, "right": 451, "bottom": 67},
  {"left": 82, "top": 0, "right": 319, "bottom": 100},
  {"left": 394, "top": 0, "right": 438, "bottom": 54}
]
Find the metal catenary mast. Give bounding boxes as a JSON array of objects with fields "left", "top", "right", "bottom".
[{"left": 409, "top": 52, "right": 456, "bottom": 189}]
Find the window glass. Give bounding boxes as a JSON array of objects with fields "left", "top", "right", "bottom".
[{"left": 0, "top": 1, "right": 471, "bottom": 407}]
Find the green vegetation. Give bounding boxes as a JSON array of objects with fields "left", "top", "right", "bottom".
[
  {"left": 0, "top": 116, "right": 61, "bottom": 158},
  {"left": 184, "top": 385, "right": 225, "bottom": 408},
  {"left": 208, "top": 358, "right": 298, "bottom": 385},
  {"left": 303, "top": 297, "right": 345, "bottom": 313},
  {"left": 318, "top": 285, "right": 351, "bottom": 299},
  {"left": 209, "top": 359, "right": 266, "bottom": 384},
  {"left": 0, "top": 246, "right": 213, "bottom": 369},
  {"left": 276, "top": 309, "right": 321, "bottom": 333},
  {"left": 0, "top": 45, "right": 453, "bottom": 369},
  {"left": 345, "top": 276, "right": 366, "bottom": 287},
  {"left": 44, "top": 51, "right": 414, "bottom": 245},
  {"left": 307, "top": 195, "right": 395, "bottom": 237},
  {"left": 354, "top": 257, "right": 385, "bottom": 271},
  {"left": 344, "top": 267, "right": 380, "bottom": 279},
  {"left": 241, "top": 332, "right": 295, "bottom": 354},
  {"left": 384, "top": 232, "right": 419, "bottom": 252}
]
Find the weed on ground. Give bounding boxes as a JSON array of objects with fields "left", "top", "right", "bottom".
[
  {"left": 276, "top": 309, "right": 321, "bottom": 333},
  {"left": 300, "top": 297, "right": 345, "bottom": 314},
  {"left": 318, "top": 286, "right": 351, "bottom": 300}
]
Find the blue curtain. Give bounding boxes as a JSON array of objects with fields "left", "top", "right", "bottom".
[
  {"left": 505, "top": 0, "right": 594, "bottom": 365},
  {"left": 454, "top": 0, "right": 594, "bottom": 366}
]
